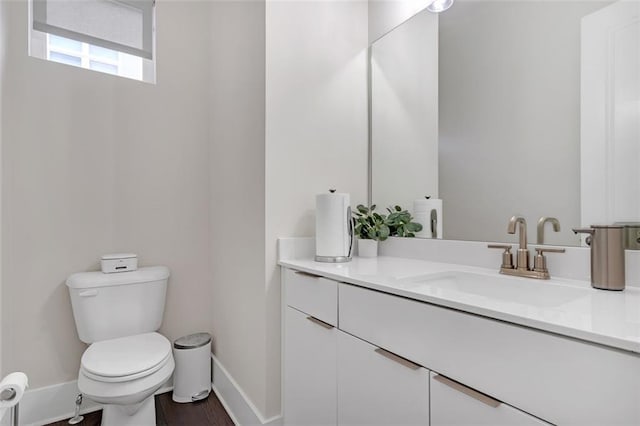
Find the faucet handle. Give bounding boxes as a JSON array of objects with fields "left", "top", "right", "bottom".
[
  {"left": 533, "top": 247, "right": 566, "bottom": 273},
  {"left": 488, "top": 244, "right": 514, "bottom": 269},
  {"left": 535, "top": 247, "right": 566, "bottom": 254}
]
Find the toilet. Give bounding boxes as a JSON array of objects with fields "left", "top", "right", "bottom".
[{"left": 66, "top": 266, "right": 173, "bottom": 426}]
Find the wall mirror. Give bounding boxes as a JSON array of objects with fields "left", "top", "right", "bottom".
[{"left": 370, "top": 0, "right": 639, "bottom": 247}]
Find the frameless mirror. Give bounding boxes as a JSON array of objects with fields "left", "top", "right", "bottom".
[{"left": 370, "top": 0, "right": 640, "bottom": 247}]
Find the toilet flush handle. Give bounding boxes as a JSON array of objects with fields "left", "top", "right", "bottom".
[{"left": 78, "top": 289, "right": 98, "bottom": 297}]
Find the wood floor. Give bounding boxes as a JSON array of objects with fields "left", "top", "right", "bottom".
[{"left": 46, "top": 391, "right": 234, "bottom": 426}]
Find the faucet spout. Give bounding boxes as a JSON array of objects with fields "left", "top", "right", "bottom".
[
  {"left": 508, "top": 215, "right": 528, "bottom": 250},
  {"left": 537, "top": 217, "right": 561, "bottom": 244}
]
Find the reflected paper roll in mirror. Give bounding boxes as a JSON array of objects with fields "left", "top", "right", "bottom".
[{"left": 414, "top": 198, "right": 443, "bottom": 239}]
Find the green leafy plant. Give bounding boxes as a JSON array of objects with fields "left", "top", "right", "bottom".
[
  {"left": 385, "top": 205, "right": 423, "bottom": 237},
  {"left": 352, "top": 204, "right": 390, "bottom": 241}
]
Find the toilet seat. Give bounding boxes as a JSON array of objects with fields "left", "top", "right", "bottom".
[
  {"left": 78, "top": 354, "right": 174, "bottom": 406},
  {"left": 81, "top": 332, "right": 171, "bottom": 383}
]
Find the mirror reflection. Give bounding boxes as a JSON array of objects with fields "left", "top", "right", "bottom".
[{"left": 370, "top": 0, "right": 639, "bottom": 247}]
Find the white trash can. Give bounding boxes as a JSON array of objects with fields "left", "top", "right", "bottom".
[{"left": 172, "top": 332, "right": 212, "bottom": 403}]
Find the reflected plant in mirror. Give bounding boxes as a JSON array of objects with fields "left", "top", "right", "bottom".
[
  {"left": 385, "top": 206, "right": 423, "bottom": 237},
  {"left": 370, "top": 0, "right": 640, "bottom": 247}
]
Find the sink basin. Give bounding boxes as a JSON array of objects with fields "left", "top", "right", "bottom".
[{"left": 396, "top": 271, "right": 589, "bottom": 308}]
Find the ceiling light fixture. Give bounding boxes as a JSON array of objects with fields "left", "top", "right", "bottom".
[{"left": 427, "top": 0, "right": 454, "bottom": 13}]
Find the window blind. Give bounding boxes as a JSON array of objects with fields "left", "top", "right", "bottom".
[{"left": 32, "top": 0, "right": 154, "bottom": 60}]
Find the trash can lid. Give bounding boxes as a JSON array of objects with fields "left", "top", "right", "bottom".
[{"left": 174, "top": 332, "right": 212, "bottom": 349}]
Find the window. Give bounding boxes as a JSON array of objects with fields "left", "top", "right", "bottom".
[
  {"left": 29, "top": 0, "right": 156, "bottom": 83},
  {"left": 46, "top": 34, "right": 144, "bottom": 80}
]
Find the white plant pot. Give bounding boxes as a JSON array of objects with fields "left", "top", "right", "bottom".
[{"left": 358, "top": 239, "right": 379, "bottom": 258}]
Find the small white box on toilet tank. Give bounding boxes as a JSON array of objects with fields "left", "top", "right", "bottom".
[{"left": 101, "top": 253, "right": 138, "bottom": 273}]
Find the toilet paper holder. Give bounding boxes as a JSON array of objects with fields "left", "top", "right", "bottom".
[{"left": 1, "top": 388, "right": 19, "bottom": 426}]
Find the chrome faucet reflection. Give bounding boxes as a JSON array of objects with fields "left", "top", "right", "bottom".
[{"left": 489, "top": 216, "right": 565, "bottom": 279}]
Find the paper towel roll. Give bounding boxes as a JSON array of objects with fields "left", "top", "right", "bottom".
[
  {"left": 413, "top": 198, "right": 443, "bottom": 239},
  {"left": 0, "top": 372, "right": 28, "bottom": 409},
  {"left": 315, "top": 191, "right": 352, "bottom": 261}
]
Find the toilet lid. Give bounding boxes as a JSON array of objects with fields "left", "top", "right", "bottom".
[{"left": 81, "top": 332, "right": 171, "bottom": 381}]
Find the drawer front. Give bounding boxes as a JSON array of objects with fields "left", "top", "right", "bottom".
[
  {"left": 339, "top": 283, "right": 640, "bottom": 425},
  {"left": 337, "top": 331, "right": 429, "bottom": 425},
  {"left": 430, "top": 372, "right": 548, "bottom": 426},
  {"left": 284, "top": 268, "right": 338, "bottom": 326}
]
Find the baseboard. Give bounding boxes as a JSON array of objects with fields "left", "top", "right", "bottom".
[
  {"left": 211, "top": 354, "right": 282, "bottom": 426},
  {"left": 18, "top": 380, "right": 101, "bottom": 426},
  {"left": 17, "top": 379, "right": 173, "bottom": 426}
]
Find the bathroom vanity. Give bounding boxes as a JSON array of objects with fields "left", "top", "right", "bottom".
[{"left": 280, "top": 253, "right": 640, "bottom": 425}]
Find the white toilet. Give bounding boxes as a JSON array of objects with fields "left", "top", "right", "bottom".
[{"left": 66, "top": 266, "right": 174, "bottom": 426}]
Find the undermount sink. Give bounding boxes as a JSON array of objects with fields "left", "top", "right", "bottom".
[{"left": 396, "top": 271, "right": 589, "bottom": 308}]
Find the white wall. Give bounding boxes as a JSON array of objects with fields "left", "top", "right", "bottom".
[
  {"left": 0, "top": 2, "right": 9, "bottom": 380},
  {"left": 208, "top": 0, "right": 369, "bottom": 419},
  {"left": 1, "top": 1, "right": 213, "bottom": 389},
  {"left": 265, "top": 0, "right": 369, "bottom": 418},
  {"left": 0, "top": 0, "right": 6, "bottom": 382},
  {"left": 0, "top": 1, "right": 370, "bottom": 421},
  {"left": 369, "top": 0, "right": 432, "bottom": 43},
  {"left": 209, "top": 0, "right": 269, "bottom": 419}
]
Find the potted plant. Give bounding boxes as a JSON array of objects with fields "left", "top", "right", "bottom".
[
  {"left": 352, "top": 204, "right": 390, "bottom": 257},
  {"left": 385, "top": 205, "right": 423, "bottom": 237}
]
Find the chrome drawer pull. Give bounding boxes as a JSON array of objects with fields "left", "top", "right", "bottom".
[
  {"left": 306, "top": 316, "right": 334, "bottom": 329},
  {"left": 374, "top": 348, "right": 421, "bottom": 370},
  {"left": 434, "top": 374, "right": 501, "bottom": 408},
  {"left": 294, "top": 270, "right": 322, "bottom": 278}
]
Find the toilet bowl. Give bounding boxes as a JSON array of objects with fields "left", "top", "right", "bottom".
[{"left": 77, "top": 332, "right": 174, "bottom": 426}]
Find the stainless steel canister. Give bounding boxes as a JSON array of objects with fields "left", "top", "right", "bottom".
[{"left": 573, "top": 225, "right": 625, "bottom": 291}]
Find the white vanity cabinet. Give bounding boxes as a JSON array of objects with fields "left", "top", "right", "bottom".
[
  {"left": 284, "top": 268, "right": 431, "bottom": 426},
  {"left": 282, "top": 266, "right": 640, "bottom": 425},
  {"left": 337, "top": 331, "right": 430, "bottom": 425},
  {"left": 283, "top": 270, "right": 338, "bottom": 426},
  {"left": 429, "top": 372, "right": 546, "bottom": 426},
  {"left": 339, "top": 282, "right": 640, "bottom": 425}
]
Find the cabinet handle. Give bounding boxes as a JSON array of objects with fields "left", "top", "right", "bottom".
[
  {"left": 433, "top": 374, "right": 501, "bottom": 408},
  {"left": 374, "top": 348, "right": 421, "bottom": 370},
  {"left": 294, "top": 270, "right": 322, "bottom": 278},
  {"left": 306, "top": 316, "right": 334, "bottom": 329}
]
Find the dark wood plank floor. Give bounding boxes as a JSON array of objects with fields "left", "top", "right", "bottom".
[{"left": 46, "top": 392, "right": 234, "bottom": 426}]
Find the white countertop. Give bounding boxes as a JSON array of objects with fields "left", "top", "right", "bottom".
[{"left": 279, "top": 256, "right": 640, "bottom": 354}]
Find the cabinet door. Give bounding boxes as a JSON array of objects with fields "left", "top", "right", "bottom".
[
  {"left": 430, "top": 372, "right": 548, "bottom": 426},
  {"left": 337, "top": 331, "right": 429, "bottom": 425},
  {"left": 284, "top": 307, "right": 337, "bottom": 426}
]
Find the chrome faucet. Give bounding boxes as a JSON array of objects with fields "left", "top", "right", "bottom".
[
  {"left": 537, "top": 217, "right": 560, "bottom": 245},
  {"left": 488, "top": 215, "right": 565, "bottom": 279},
  {"left": 508, "top": 215, "right": 529, "bottom": 270}
]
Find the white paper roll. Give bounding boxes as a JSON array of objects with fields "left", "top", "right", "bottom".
[
  {"left": 413, "top": 198, "right": 443, "bottom": 239},
  {"left": 315, "top": 191, "right": 351, "bottom": 260},
  {"left": 0, "top": 372, "right": 28, "bottom": 409}
]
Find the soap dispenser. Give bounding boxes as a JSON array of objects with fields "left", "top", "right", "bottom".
[{"left": 572, "top": 225, "right": 625, "bottom": 291}]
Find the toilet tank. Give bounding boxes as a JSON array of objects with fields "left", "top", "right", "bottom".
[{"left": 66, "top": 266, "right": 170, "bottom": 343}]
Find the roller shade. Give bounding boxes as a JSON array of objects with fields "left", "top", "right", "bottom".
[{"left": 32, "top": 0, "right": 154, "bottom": 60}]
